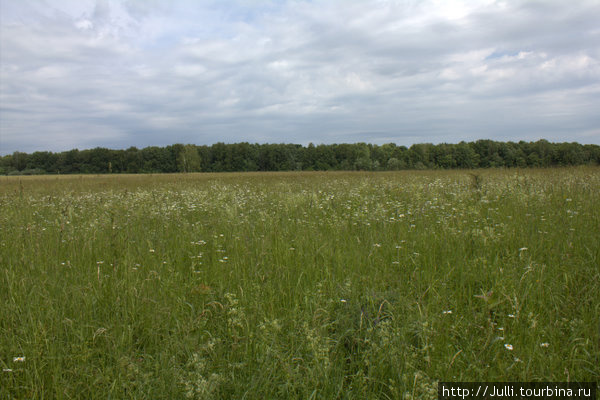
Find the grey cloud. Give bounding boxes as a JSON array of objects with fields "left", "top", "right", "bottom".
[{"left": 1, "top": 0, "right": 599, "bottom": 155}]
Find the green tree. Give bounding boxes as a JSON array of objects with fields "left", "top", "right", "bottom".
[
  {"left": 57, "top": 149, "right": 82, "bottom": 173},
  {"left": 454, "top": 142, "right": 479, "bottom": 168},
  {"left": 11, "top": 151, "right": 28, "bottom": 171},
  {"left": 86, "top": 147, "right": 112, "bottom": 173},
  {"left": 386, "top": 157, "right": 401, "bottom": 170},
  {"left": 408, "top": 144, "right": 432, "bottom": 169},
  {"left": 177, "top": 144, "right": 202, "bottom": 172},
  {"left": 124, "top": 147, "right": 142, "bottom": 173},
  {"left": 27, "top": 151, "right": 58, "bottom": 173},
  {"left": 354, "top": 143, "right": 372, "bottom": 170}
]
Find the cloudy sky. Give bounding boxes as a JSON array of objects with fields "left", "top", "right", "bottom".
[{"left": 0, "top": 0, "right": 599, "bottom": 154}]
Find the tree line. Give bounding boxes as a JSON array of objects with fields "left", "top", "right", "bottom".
[{"left": 2, "top": 140, "right": 599, "bottom": 175}]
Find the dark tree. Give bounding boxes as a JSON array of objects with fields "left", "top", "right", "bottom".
[{"left": 3, "top": 140, "right": 598, "bottom": 175}]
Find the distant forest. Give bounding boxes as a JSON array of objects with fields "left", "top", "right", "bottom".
[{"left": 2, "top": 140, "right": 599, "bottom": 175}]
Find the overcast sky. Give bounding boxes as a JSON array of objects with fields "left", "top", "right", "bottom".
[{"left": 1, "top": 0, "right": 599, "bottom": 154}]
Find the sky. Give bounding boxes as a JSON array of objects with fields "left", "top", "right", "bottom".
[{"left": 0, "top": 0, "right": 599, "bottom": 155}]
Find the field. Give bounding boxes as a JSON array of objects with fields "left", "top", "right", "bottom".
[{"left": 1, "top": 168, "right": 599, "bottom": 399}]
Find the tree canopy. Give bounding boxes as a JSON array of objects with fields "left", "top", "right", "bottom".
[{"left": 1, "top": 140, "right": 598, "bottom": 175}]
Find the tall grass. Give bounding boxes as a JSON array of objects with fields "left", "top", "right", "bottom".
[{"left": 1, "top": 168, "right": 599, "bottom": 398}]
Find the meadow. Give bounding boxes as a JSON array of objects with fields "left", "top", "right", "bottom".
[{"left": 1, "top": 168, "right": 598, "bottom": 399}]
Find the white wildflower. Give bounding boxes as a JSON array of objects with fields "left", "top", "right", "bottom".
[{"left": 504, "top": 344, "right": 513, "bottom": 351}]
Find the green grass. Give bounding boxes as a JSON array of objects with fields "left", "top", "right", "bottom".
[{"left": 1, "top": 168, "right": 599, "bottom": 399}]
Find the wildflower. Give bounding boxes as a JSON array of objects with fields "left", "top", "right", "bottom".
[
  {"left": 373, "top": 243, "right": 381, "bottom": 247},
  {"left": 508, "top": 314, "right": 515, "bottom": 318},
  {"left": 540, "top": 342, "right": 550, "bottom": 348},
  {"left": 340, "top": 299, "right": 347, "bottom": 303},
  {"left": 519, "top": 247, "right": 528, "bottom": 252},
  {"left": 3, "top": 368, "right": 13, "bottom": 372},
  {"left": 149, "top": 249, "right": 155, "bottom": 253},
  {"left": 504, "top": 344, "right": 513, "bottom": 351},
  {"left": 442, "top": 310, "right": 453, "bottom": 315},
  {"left": 13, "top": 357, "right": 25, "bottom": 362}
]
